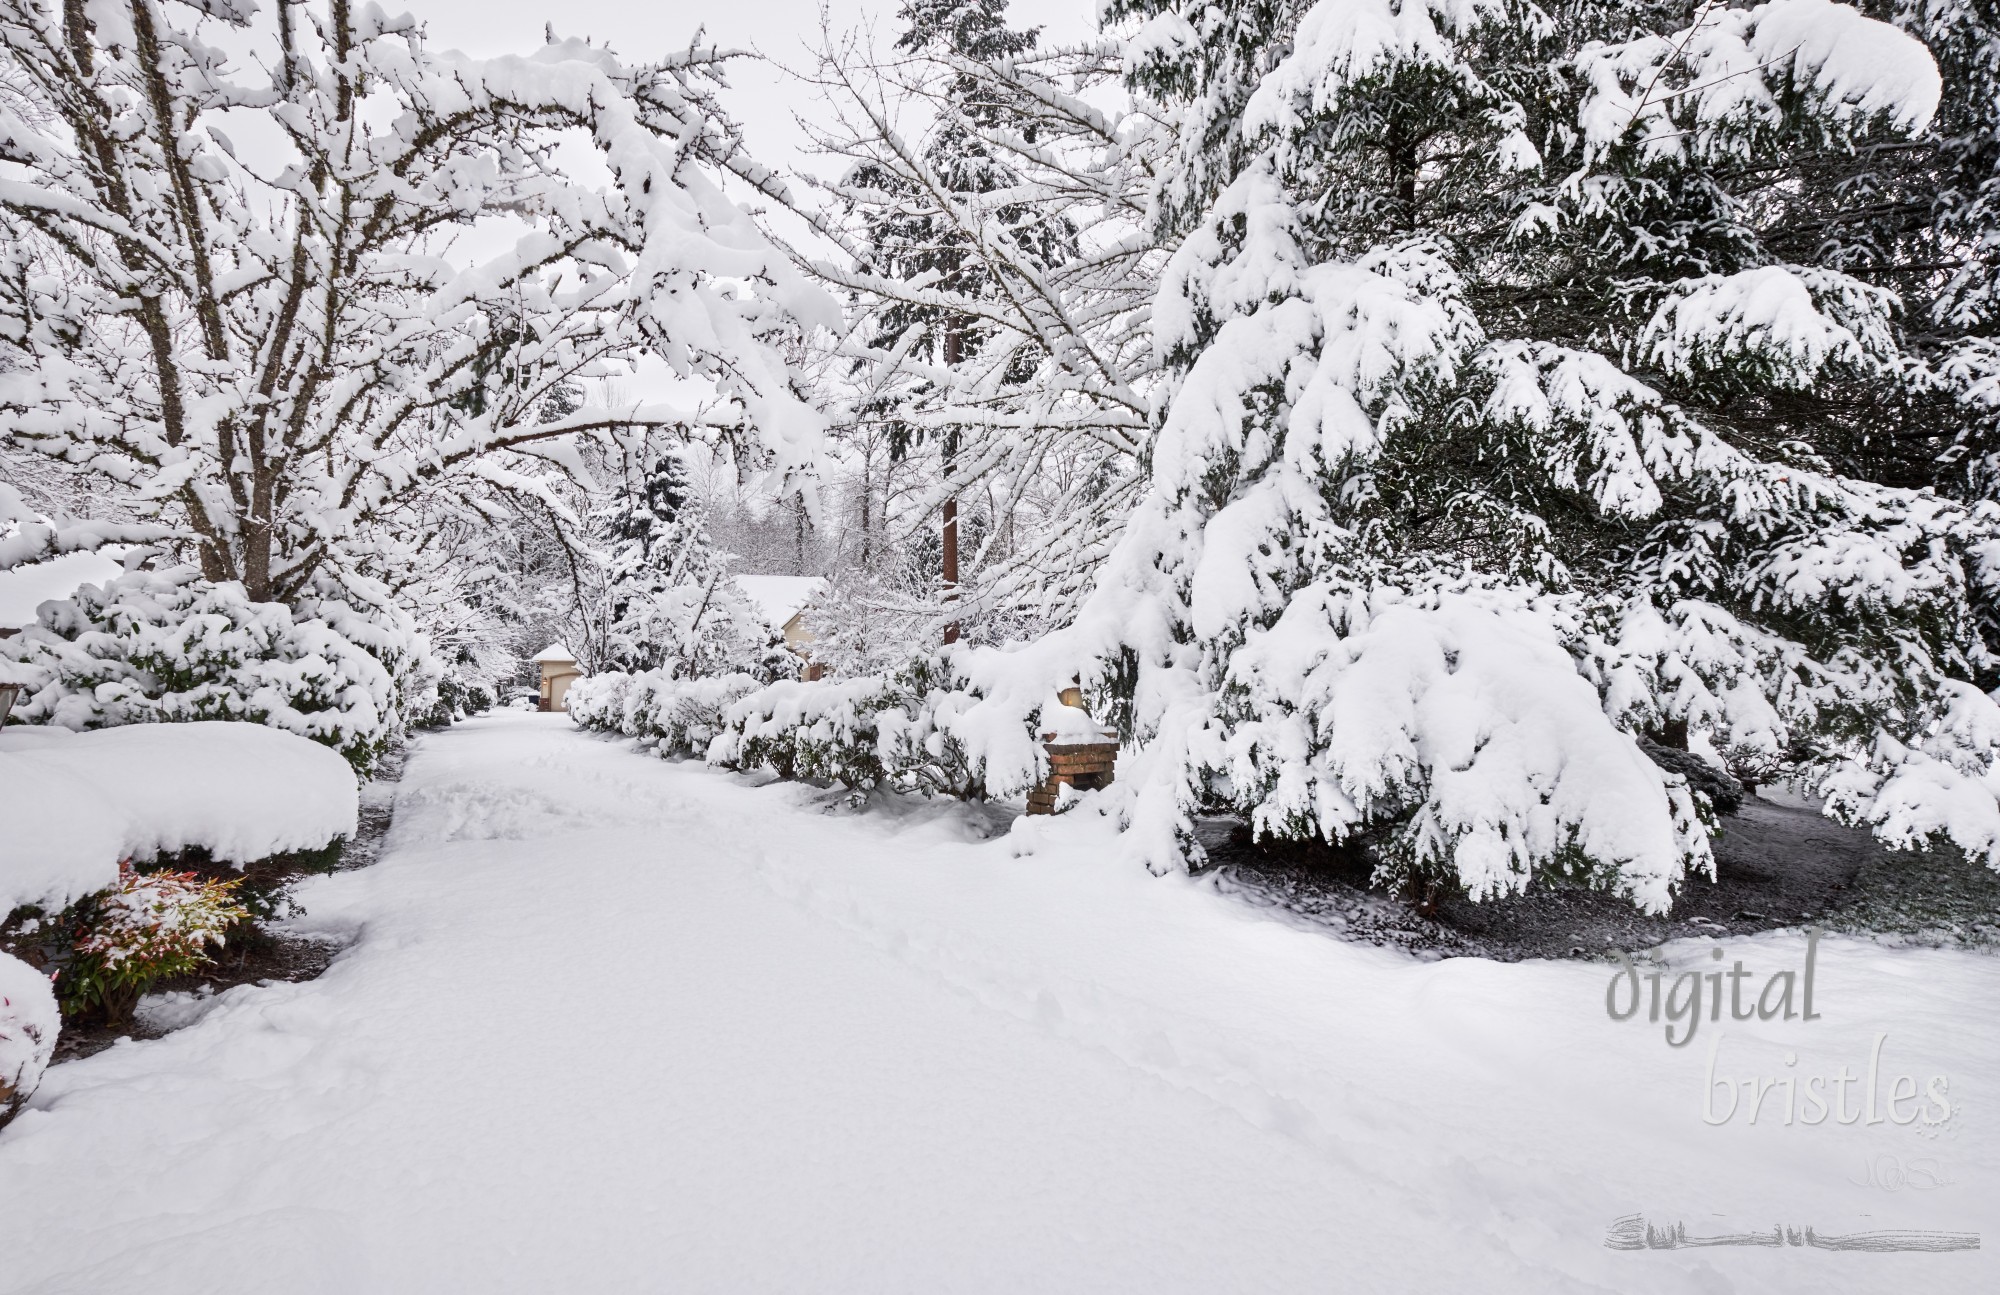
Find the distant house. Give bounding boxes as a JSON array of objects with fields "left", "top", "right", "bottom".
[
  {"left": 735, "top": 576, "right": 826, "bottom": 677},
  {"left": 532, "top": 643, "right": 583, "bottom": 711}
]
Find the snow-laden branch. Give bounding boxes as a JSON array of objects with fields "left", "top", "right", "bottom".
[{"left": 0, "top": 4, "right": 833, "bottom": 611}]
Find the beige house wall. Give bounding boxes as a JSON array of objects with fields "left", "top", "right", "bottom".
[
  {"left": 539, "top": 663, "right": 583, "bottom": 711},
  {"left": 780, "top": 613, "right": 823, "bottom": 680}
]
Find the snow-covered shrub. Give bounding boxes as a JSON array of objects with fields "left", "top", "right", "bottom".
[
  {"left": 565, "top": 672, "right": 634, "bottom": 733},
  {"left": 868, "top": 657, "right": 1035, "bottom": 801},
  {"left": 713, "top": 676, "right": 912, "bottom": 787},
  {"left": 573, "top": 657, "right": 1050, "bottom": 797},
  {"left": 0, "top": 951, "right": 57, "bottom": 1124},
  {"left": 416, "top": 671, "right": 495, "bottom": 729},
  {"left": 57, "top": 863, "right": 251, "bottom": 1025},
  {"left": 637, "top": 672, "right": 765, "bottom": 756},
  {"left": 569, "top": 670, "right": 766, "bottom": 757},
  {"left": 0, "top": 569, "right": 421, "bottom": 772},
  {"left": 0, "top": 722, "right": 361, "bottom": 920}
]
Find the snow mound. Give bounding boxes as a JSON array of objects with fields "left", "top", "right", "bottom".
[
  {"left": 0, "top": 722, "right": 358, "bottom": 914},
  {"left": 0, "top": 950, "right": 58, "bottom": 1119}
]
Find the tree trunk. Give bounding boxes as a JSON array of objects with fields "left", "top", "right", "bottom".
[
  {"left": 858, "top": 443, "right": 873, "bottom": 569},
  {"left": 1387, "top": 121, "right": 1418, "bottom": 233},
  {"left": 942, "top": 494, "right": 959, "bottom": 644},
  {"left": 941, "top": 323, "right": 962, "bottom": 645}
]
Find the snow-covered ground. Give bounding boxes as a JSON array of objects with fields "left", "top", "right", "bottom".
[{"left": 2, "top": 712, "right": 1992, "bottom": 1292}]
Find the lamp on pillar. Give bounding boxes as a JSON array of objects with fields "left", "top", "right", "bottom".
[{"left": 1027, "top": 678, "right": 1119, "bottom": 815}]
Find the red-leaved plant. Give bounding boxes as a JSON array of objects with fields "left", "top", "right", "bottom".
[{"left": 61, "top": 862, "right": 250, "bottom": 1024}]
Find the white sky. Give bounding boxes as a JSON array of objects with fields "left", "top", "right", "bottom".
[{"left": 412, "top": 0, "right": 1101, "bottom": 182}]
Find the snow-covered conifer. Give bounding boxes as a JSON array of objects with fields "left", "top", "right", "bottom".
[
  {"left": 595, "top": 452, "right": 792, "bottom": 680},
  {"left": 1881, "top": 1, "right": 2000, "bottom": 502},
  {"left": 955, "top": 0, "right": 2000, "bottom": 909}
]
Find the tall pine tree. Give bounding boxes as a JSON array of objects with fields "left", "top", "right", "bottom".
[{"left": 1004, "top": 0, "right": 2000, "bottom": 908}]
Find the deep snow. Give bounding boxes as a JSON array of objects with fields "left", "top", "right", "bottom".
[
  {"left": 0, "top": 723, "right": 360, "bottom": 914},
  {"left": 1, "top": 712, "right": 1992, "bottom": 1292}
]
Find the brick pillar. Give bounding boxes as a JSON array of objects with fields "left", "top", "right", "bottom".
[{"left": 1027, "top": 737, "right": 1118, "bottom": 814}]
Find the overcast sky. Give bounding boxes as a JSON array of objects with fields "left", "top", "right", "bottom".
[{"left": 413, "top": 0, "right": 1101, "bottom": 182}]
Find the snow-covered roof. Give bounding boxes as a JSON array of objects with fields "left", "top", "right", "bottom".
[
  {"left": 0, "top": 550, "right": 124, "bottom": 629},
  {"left": 532, "top": 642, "right": 578, "bottom": 663},
  {"left": 736, "top": 575, "right": 825, "bottom": 632}
]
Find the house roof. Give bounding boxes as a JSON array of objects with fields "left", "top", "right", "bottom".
[
  {"left": 532, "top": 642, "right": 578, "bottom": 663},
  {"left": 735, "top": 575, "right": 825, "bottom": 632}
]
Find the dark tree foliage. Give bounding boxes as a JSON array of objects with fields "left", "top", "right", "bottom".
[{"left": 1063, "top": 0, "right": 2000, "bottom": 897}]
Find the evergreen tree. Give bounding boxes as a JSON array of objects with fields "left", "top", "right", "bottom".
[
  {"left": 598, "top": 453, "right": 792, "bottom": 681},
  {"left": 1018, "top": 0, "right": 2000, "bottom": 907},
  {"left": 1892, "top": 0, "right": 2000, "bottom": 503},
  {"left": 1701, "top": 1, "right": 2000, "bottom": 503},
  {"left": 854, "top": 0, "right": 1065, "bottom": 406}
]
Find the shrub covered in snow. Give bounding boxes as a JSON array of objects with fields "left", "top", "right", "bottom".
[
  {"left": 569, "top": 670, "right": 763, "bottom": 756},
  {"left": 571, "top": 669, "right": 871, "bottom": 775},
  {"left": 0, "top": 722, "right": 360, "bottom": 918},
  {"left": 713, "top": 675, "right": 910, "bottom": 788},
  {"left": 0, "top": 950, "right": 58, "bottom": 1124},
  {"left": 0, "top": 569, "right": 428, "bottom": 772},
  {"left": 416, "top": 671, "right": 496, "bottom": 730},
  {"left": 571, "top": 659, "right": 1051, "bottom": 798},
  {"left": 55, "top": 863, "right": 251, "bottom": 1025},
  {"left": 564, "top": 671, "right": 635, "bottom": 734},
  {"left": 563, "top": 673, "right": 625, "bottom": 726}
]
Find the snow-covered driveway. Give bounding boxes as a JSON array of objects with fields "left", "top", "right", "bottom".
[{"left": 3, "top": 712, "right": 1993, "bottom": 1293}]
